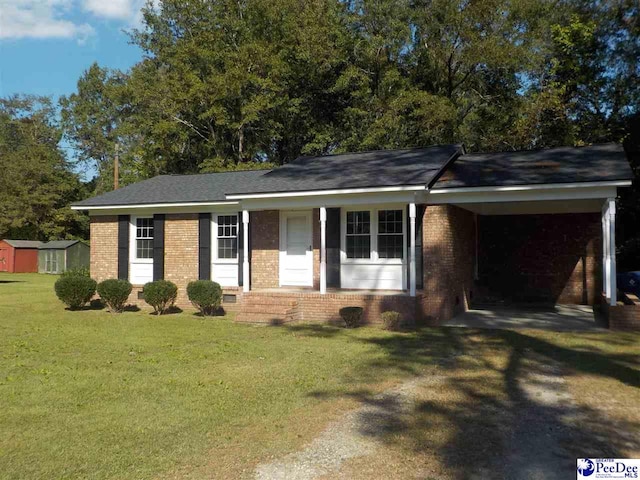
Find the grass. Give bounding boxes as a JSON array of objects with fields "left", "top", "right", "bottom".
[{"left": 1, "top": 273, "right": 639, "bottom": 479}]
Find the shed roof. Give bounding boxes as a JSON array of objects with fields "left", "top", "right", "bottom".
[
  {"left": 39, "top": 240, "right": 84, "bottom": 250},
  {"left": 434, "top": 143, "right": 632, "bottom": 189},
  {"left": 2, "top": 240, "right": 43, "bottom": 248}
]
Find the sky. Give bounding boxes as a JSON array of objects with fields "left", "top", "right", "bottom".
[{"left": 0, "top": 0, "right": 148, "bottom": 99}]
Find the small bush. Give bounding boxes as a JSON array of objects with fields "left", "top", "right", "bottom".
[
  {"left": 339, "top": 306, "right": 363, "bottom": 328},
  {"left": 381, "top": 311, "right": 402, "bottom": 331},
  {"left": 187, "top": 280, "right": 222, "bottom": 316},
  {"left": 97, "top": 279, "right": 132, "bottom": 313},
  {"left": 54, "top": 275, "right": 97, "bottom": 310},
  {"left": 61, "top": 266, "right": 90, "bottom": 278},
  {"left": 143, "top": 280, "right": 178, "bottom": 315}
]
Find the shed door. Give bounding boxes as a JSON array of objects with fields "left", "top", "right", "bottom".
[{"left": 0, "top": 248, "right": 8, "bottom": 272}]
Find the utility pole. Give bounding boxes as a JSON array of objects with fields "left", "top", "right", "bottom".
[{"left": 114, "top": 142, "right": 120, "bottom": 190}]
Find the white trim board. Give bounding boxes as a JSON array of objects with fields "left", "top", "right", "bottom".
[
  {"left": 72, "top": 201, "right": 239, "bottom": 212},
  {"left": 426, "top": 184, "right": 624, "bottom": 205},
  {"left": 226, "top": 184, "right": 425, "bottom": 200},
  {"left": 429, "top": 180, "right": 631, "bottom": 194}
]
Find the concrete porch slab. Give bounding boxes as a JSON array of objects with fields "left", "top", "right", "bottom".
[{"left": 443, "top": 304, "right": 607, "bottom": 332}]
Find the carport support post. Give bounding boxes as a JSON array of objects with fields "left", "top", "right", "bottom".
[
  {"left": 242, "top": 210, "right": 250, "bottom": 293},
  {"left": 602, "top": 202, "right": 608, "bottom": 297},
  {"left": 608, "top": 198, "right": 617, "bottom": 306},
  {"left": 409, "top": 202, "right": 416, "bottom": 297},
  {"left": 320, "top": 207, "right": 327, "bottom": 294}
]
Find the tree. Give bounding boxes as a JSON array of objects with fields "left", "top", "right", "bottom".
[
  {"left": 60, "top": 63, "right": 131, "bottom": 193},
  {"left": 0, "top": 95, "right": 89, "bottom": 240}
]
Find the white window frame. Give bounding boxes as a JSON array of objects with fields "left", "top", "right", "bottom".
[
  {"left": 130, "top": 216, "right": 154, "bottom": 264},
  {"left": 212, "top": 213, "right": 240, "bottom": 264},
  {"left": 340, "top": 206, "right": 406, "bottom": 266}
]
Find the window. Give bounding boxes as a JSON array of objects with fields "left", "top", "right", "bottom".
[
  {"left": 377, "top": 210, "right": 404, "bottom": 259},
  {"left": 346, "top": 211, "right": 371, "bottom": 259},
  {"left": 217, "top": 215, "right": 238, "bottom": 259},
  {"left": 135, "top": 218, "right": 154, "bottom": 259}
]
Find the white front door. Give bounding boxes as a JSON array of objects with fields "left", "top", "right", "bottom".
[{"left": 280, "top": 211, "right": 313, "bottom": 286}]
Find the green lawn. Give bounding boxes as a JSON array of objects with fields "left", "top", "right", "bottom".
[{"left": 1, "top": 273, "right": 638, "bottom": 479}]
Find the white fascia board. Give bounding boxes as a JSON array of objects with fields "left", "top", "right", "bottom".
[
  {"left": 427, "top": 181, "right": 629, "bottom": 205},
  {"left": 77, "top": 202, "right": 240, "bottom": 217},
  {"left": 429, "top": 180, "right": 631, "bottom": 195},
  {"left": 72, "top": 201, "right": 239, "bottom": 211},
  {"left": 226, "top": 184, "right": 425, "bottom": 200},
  {"left": 239, "top": 191, "right": 418, "bottom": 211}
]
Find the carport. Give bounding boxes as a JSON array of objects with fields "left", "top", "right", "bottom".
[{"left": 427, "top": 144, "right": 632, "bottom": 328}]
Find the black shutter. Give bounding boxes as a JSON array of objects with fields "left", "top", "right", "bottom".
[
  {"left": 153, "top": 214, "right": 165, "bottom": 281},
  {"left": 237, "top": 212, "right": 243, "bottom": 286},
  {"left": 326, "top": 208, "right": 341, "bottom": 288},
  {"left": 198, "top": 213, "right": 211, "bottom": 280},
  {"left": 117, "top": 215, "right": 129, "bottom": 280}
]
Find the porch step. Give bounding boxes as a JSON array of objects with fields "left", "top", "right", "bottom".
[{"left": 236, "top": 294, "right": 298, "bottom": 324}]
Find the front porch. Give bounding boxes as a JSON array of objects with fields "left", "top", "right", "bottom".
[{"left": 235, "top": 288, "right": 422, "bottom": 325}]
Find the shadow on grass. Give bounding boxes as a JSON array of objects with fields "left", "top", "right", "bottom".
[
  {"left": 295, "top": 325, "right": 640, "bottom": 479},
  {"left": 0, "top": 280, "right": 24, "bottom": 284}
]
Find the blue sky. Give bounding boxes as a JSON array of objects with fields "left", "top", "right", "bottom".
[
  {"left": 0, "top": 1, "right": 153, "bottom": 179},
  {"left": 0, "top": 0, "right": 149, "bottom": 99}
]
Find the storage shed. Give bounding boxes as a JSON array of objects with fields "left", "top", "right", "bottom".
[
  {"left": 0, "top": 240, "right": 43, "bottom": 273},
  {"left": 38, "top": 240, "right": 90, "bottom": 274}
]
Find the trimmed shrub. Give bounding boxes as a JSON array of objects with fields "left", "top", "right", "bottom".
[
  {"left": 54, "top": 275, "right": 97, "bottom": 310},
  {"left": 187, "top": 280, "right": 222, "bottom": 316},
  {"left": 61, "top": 266, "right": 90, "bottom": 278},
  {"left": 381, "top": 311, "right": 402, "bottom": 331},
  {"left": 143, "top": 280, "right": 178, "bottom": 315},
  {"left": 97, "top": 279, "right": 132, "bottom": 313},
  {"left": 339, "top": 306, "right": 363, "bottom": 328}
]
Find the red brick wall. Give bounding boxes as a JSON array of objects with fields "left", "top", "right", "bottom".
[
  {"left": 89, "top": 215, "right": 118, "bottom": 282},
  {"left": 420, "top": 205, "right": 476, "bottom": 325},
  {"left": 250, "top": 210, "right": 279, "bottom": 288},
  {"left": 600, "top": 299, "right": 640, "bottom": 331},
  {"left": 164, "top": 213, "right": 199, "bottom": 306},
  {"left": 477, "top": 213, "right": 601, "bottom": 305}
]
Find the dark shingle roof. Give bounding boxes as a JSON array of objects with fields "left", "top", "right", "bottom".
[
  {"left": 72, "top": 143, "right": 632, "bottom": 208},
  {"left": 39, "top": 240, "right": 84, "bottom": 249},
  {"left": 73, "top": 170, "right": 270, "bottom": 207},
  {"left": 226, "top": 145, "right": 463, "bottom": 195},
  {"left": 3, "top": 240, "right": 43, "bottom": 248},
  {"left": 434, "top": 143, "right": 633, "bottom": 189}
]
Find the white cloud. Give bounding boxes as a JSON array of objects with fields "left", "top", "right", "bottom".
[
  {"left": 81, "top": 0, "right": 137, "bottom": 22},
  {"left": 0, "top": 0, "right": 95, "bottom": 42},
  {"left": 0, "top": 0, "right": 158, "bottom": 42}
]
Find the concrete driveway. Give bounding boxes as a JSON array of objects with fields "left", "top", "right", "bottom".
[{"left": 443, "top": 304, "right": 606, "bottom": 331}]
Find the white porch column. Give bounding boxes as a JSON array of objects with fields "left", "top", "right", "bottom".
[
  {"left": 320, "top": 207, "right": 327, "bottom": 294},
  {"left": 608, "top": 198, "right": 617, "bottom": 306},
  {"left": 242, "top": 210, "right": 250, "bottom": 293},
  {"left": 602, "top": 201, "right": 609, "bottom": 298},
  {"left": 409, "top": 202, "right": 416, "bottom": 297}
]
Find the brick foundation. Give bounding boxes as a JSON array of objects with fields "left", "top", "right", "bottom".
[
  {"left": 600, "top": 298, "right": 640, "bottom": 331},
  {"left": 420, "top": 205, "right": 476, "bottom": 325},
  {"left": 238, "top": 290, "right": 420, "bottom": 325}
]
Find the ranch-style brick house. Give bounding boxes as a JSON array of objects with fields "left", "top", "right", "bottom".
[{"left": 72, "top": 143, "right": 633, "bottom": 325}]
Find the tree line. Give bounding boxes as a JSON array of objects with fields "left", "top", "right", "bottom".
[{"left": 1, "top": 0, "right": 638, "bottom": 265}]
